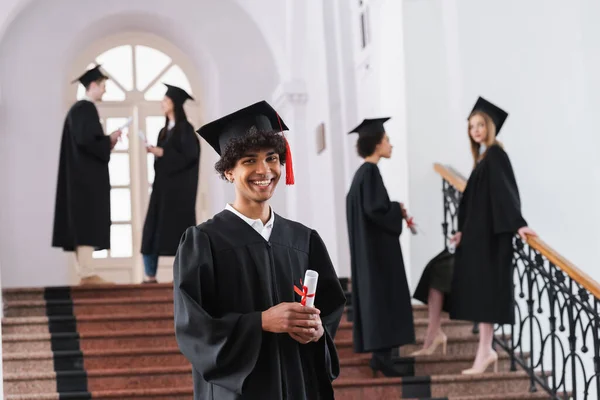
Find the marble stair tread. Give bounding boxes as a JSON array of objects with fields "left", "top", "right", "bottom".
[
  {"left": 4, "top": 296, "right": 174, "bottom": 306},
  {"left": 3, "top": 328, "right": 176, "bottom": 342},
  {"left": 3, "top": 283, "right": 174, "bottom": 301},
  {"left": 4, "top": 346, "right": 184, "bottom": 360},
  {"left": 5, "top": 387, "right": 193, "bottom": 400},
  {"left": 333, "top": 371, "right": 544, "bottom": 398}
]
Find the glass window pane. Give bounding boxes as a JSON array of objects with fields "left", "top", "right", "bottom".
[
  {"left": 96, "top": 45, "right": 134, "bottom": 91},
  {"left": 110, "top": 224, "right": 132, "bottom": 258},
  {"left": 147, "top": 153, "right": 155, "bottom": 184},
  {"left": 102, "top": 79, "right": 126, "bottom": 101},
  {"left": 92, "top": 250, "right": 108, "bottom": 259},
  {"left": 106, "top": 117, "right": 130, "bottom": 151},
  {"left": 145, "top": 116, "right": 165, "bottom": 146},
  {"left": 144, "top": 81, "right": 167, "bottom": 101},
  {"left": 111, "top": 188, "right": 131, "bottom": 222},
  {"left": 108, "top": 153, "right": 130, "bottom": 186},
  {"left": 135, "top": 45, "right": 172, "bottom": 91},
  {"left": 144, "top": 64, "right": 192, "bottom": 100}
]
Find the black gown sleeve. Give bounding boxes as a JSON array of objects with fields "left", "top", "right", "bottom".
[
  {"left": 173, "top": 226, "right": 263, "bottom": 395},
  {"left": 486, "top": 145, "right": 527, "bottom": 234},
  {"left": 159, "top": 123, "right": 199, "bottom": 175},
  {"left": 307, "top": 230, "right": 346, "bottom": 381},
  {"left": 70, "top": 102, "right": 111, "bottom": 162},
  {"left": 361, "top": 165, "right": 404, "bottom": 235}
]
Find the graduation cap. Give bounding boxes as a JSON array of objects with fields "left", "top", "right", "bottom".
[
  {"left": 164, "top": 83, "right": 194, "bottom": 106},
  {"left": 348, "top": 117, "right": 391, "bottom": 137},
  {"left": 71, "top": 65, "right": 109, "bottom": 87},
  {"left": 197, "top": 100, "right": 295, "bottom": 185},
  {"left": 469, "top": 97, "right": 508, "bottom": 135}
]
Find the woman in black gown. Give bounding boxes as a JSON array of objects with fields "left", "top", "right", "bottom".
[
  {"left": 141, "top": 84, "right": 200, "bottom": 283},
  {"left": 346, "top": 118, "right": 415, "bottom": 377},
  {"left": 450, "top": 97, "right": 536, "bottom": 374}
]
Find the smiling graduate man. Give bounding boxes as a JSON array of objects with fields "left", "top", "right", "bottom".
[{"left": 173, "top": 100, "right": 346, "bottom": 400}]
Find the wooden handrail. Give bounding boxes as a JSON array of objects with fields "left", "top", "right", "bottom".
[{"left": 434, "top": 162, "right": 600, "bottom": 299}]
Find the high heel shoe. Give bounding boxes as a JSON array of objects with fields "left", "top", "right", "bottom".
[
  {"left": 410, "top": 331, "right": 448, "bottom": 356},
  {"left": 461, "top": 350, "right": 498, "bottom": 375}
]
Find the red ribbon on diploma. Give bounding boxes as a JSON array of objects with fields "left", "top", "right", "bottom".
[
  {"left": 294, "top": 279, "right": 315, "bottom": 306},
  {"left": 407, "top": 216, "right": 415, "bottom": 228}
]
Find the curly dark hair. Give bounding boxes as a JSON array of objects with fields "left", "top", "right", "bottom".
[
  {"left": 356, "top": 131, "right": 385, "bottom": 158},
  {"left": 214, "top": 127, "right": 287, "bottom": 179}
]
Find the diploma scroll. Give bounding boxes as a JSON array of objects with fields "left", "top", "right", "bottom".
[
  {"left": 294, "top": 269, "right": 319, "bottom": 307},
  {"left": 406, "top": 215, "right": 419, "bottom": 235}
]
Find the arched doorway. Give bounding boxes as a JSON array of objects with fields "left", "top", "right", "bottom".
[{"left": 68, "top": 33, "right": 207, "bottom": 283}]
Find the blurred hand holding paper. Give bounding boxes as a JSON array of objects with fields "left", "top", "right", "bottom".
[
  {"left": 118, "top": 116, "right": 133, "bottom": 131},
  {"left": 137, "top": 130, "right": 150, "bottom": 147}
]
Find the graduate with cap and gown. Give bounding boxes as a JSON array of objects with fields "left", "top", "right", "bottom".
[
  {"left": 449, "top": 97, "right": 536, "bottom": 374},
  {"left": 140, "top": 84, "right": 200, "bottom": 283},
  {"left": 345, "top": 117, "right": 415, "bottom": 377},
  {"left": 52, "top": 65, "right": 122, "bottom": 285},
  {"left": 173, "top": 100, "right": 346, "bottom": 399}
]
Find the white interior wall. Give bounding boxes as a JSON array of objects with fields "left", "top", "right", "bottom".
[
  {"left": 401, "top": 0, "right": 600, "bottom": 286},
  {"left": 351, "top": 0, "right": 413, "bottom": 280}
]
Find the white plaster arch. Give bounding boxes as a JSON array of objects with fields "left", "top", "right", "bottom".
[{"left": 0, "top": 0, "right": 288, "bottom": 287}]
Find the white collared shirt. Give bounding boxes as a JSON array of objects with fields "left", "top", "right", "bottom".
[
  {"left": 225, "top": 204, "right": 275, "bottom": 241},
  {"left": 168, "top": 119, "right": 175, "bottom": 130}
]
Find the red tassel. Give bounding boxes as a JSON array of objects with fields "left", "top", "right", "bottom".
[
  {"left": 284, "top": 136, "right": 295, "bottom": 185},
  {"left": 276, "top": 112, "right": 294, "bottom": 185}
]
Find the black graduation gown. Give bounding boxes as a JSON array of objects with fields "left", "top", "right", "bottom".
[
  {"left": 52, "top": 100, "right": 111, "bottom": 251},
  {"left": 173, "top": 210, "right": 346, "bottom": 400},
  {"left": 141, "top": 121, "right": 199, "bottom": 256},
  {"left": 450, "top": 144, "right": 527, "bottom": 325},
  {"left": 345, "top": 162, "right": 415, "bottom": 353}
]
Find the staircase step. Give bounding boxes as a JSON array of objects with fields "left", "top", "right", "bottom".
[
  {"left": 449, "top": 393, "right": 562, "bottom": 400},
  {"left": 333, "top": 371, "right": 536, "bottom": 398},
  {"left": 343, "top": 304, "right": 448, "bottom": 321},
  {"left": 335, "top": 333, "right": 509, "bottom": 359},
  {"left": 2, "top": 388, "right": 557, "bottom": 400},
  {"left": 4, "top": 366, "right": 193, "bottom": 395},
  {"left": 2, "top": 313, "right": 174, "bottom": 335},
  {"left": 335, "top": 319, "right": 474, "bottom": 341},
  {"left": 3, "top": 297, "right": 174, "bottom": 318},
  {"left": 339, "top": 351, "right": 520, "bottom": 378},
  {"left": 3, "top": 283, "right": 173, "bottom": 302},
  {"left": 3, "top": 329, "right": 178, "bottom": 353},
  {"left": 4, "top": 347, "right": 188, "bottom": 374},
  {"left": 5, "top": 387, "right": 193, "bottom": 400}
]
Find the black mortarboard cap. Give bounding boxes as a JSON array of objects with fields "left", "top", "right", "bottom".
[
  {"left": 348, "top": 117, "right": 391, "bottom": 136},
  {"left": 470, "top": 97, "right": 508, "bottom": 135},
  {"left": 71, "top": 65, "right": 109, "bottom": 87},
  {"left": 164, "top": 83, "right": 194, "bottom": 106},
  {"left": 197, "top": 100, "right": 294, "bottom": 184},
  {"left": 198, "top": 101, "right": 289, "bottom": 156}
]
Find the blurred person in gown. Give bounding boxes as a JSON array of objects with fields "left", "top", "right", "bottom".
[
  {"left": 449, "top": 97, "right": 536, "bottom": 374},
  {"left": 346, "top": 117, "right": 415, "bottom": 377},
  {"left": 140, "top": 84, "right": 199, "bottom": 283},
  {"left": 52, "top": 65, "right": 122, "bottom": 285}
]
